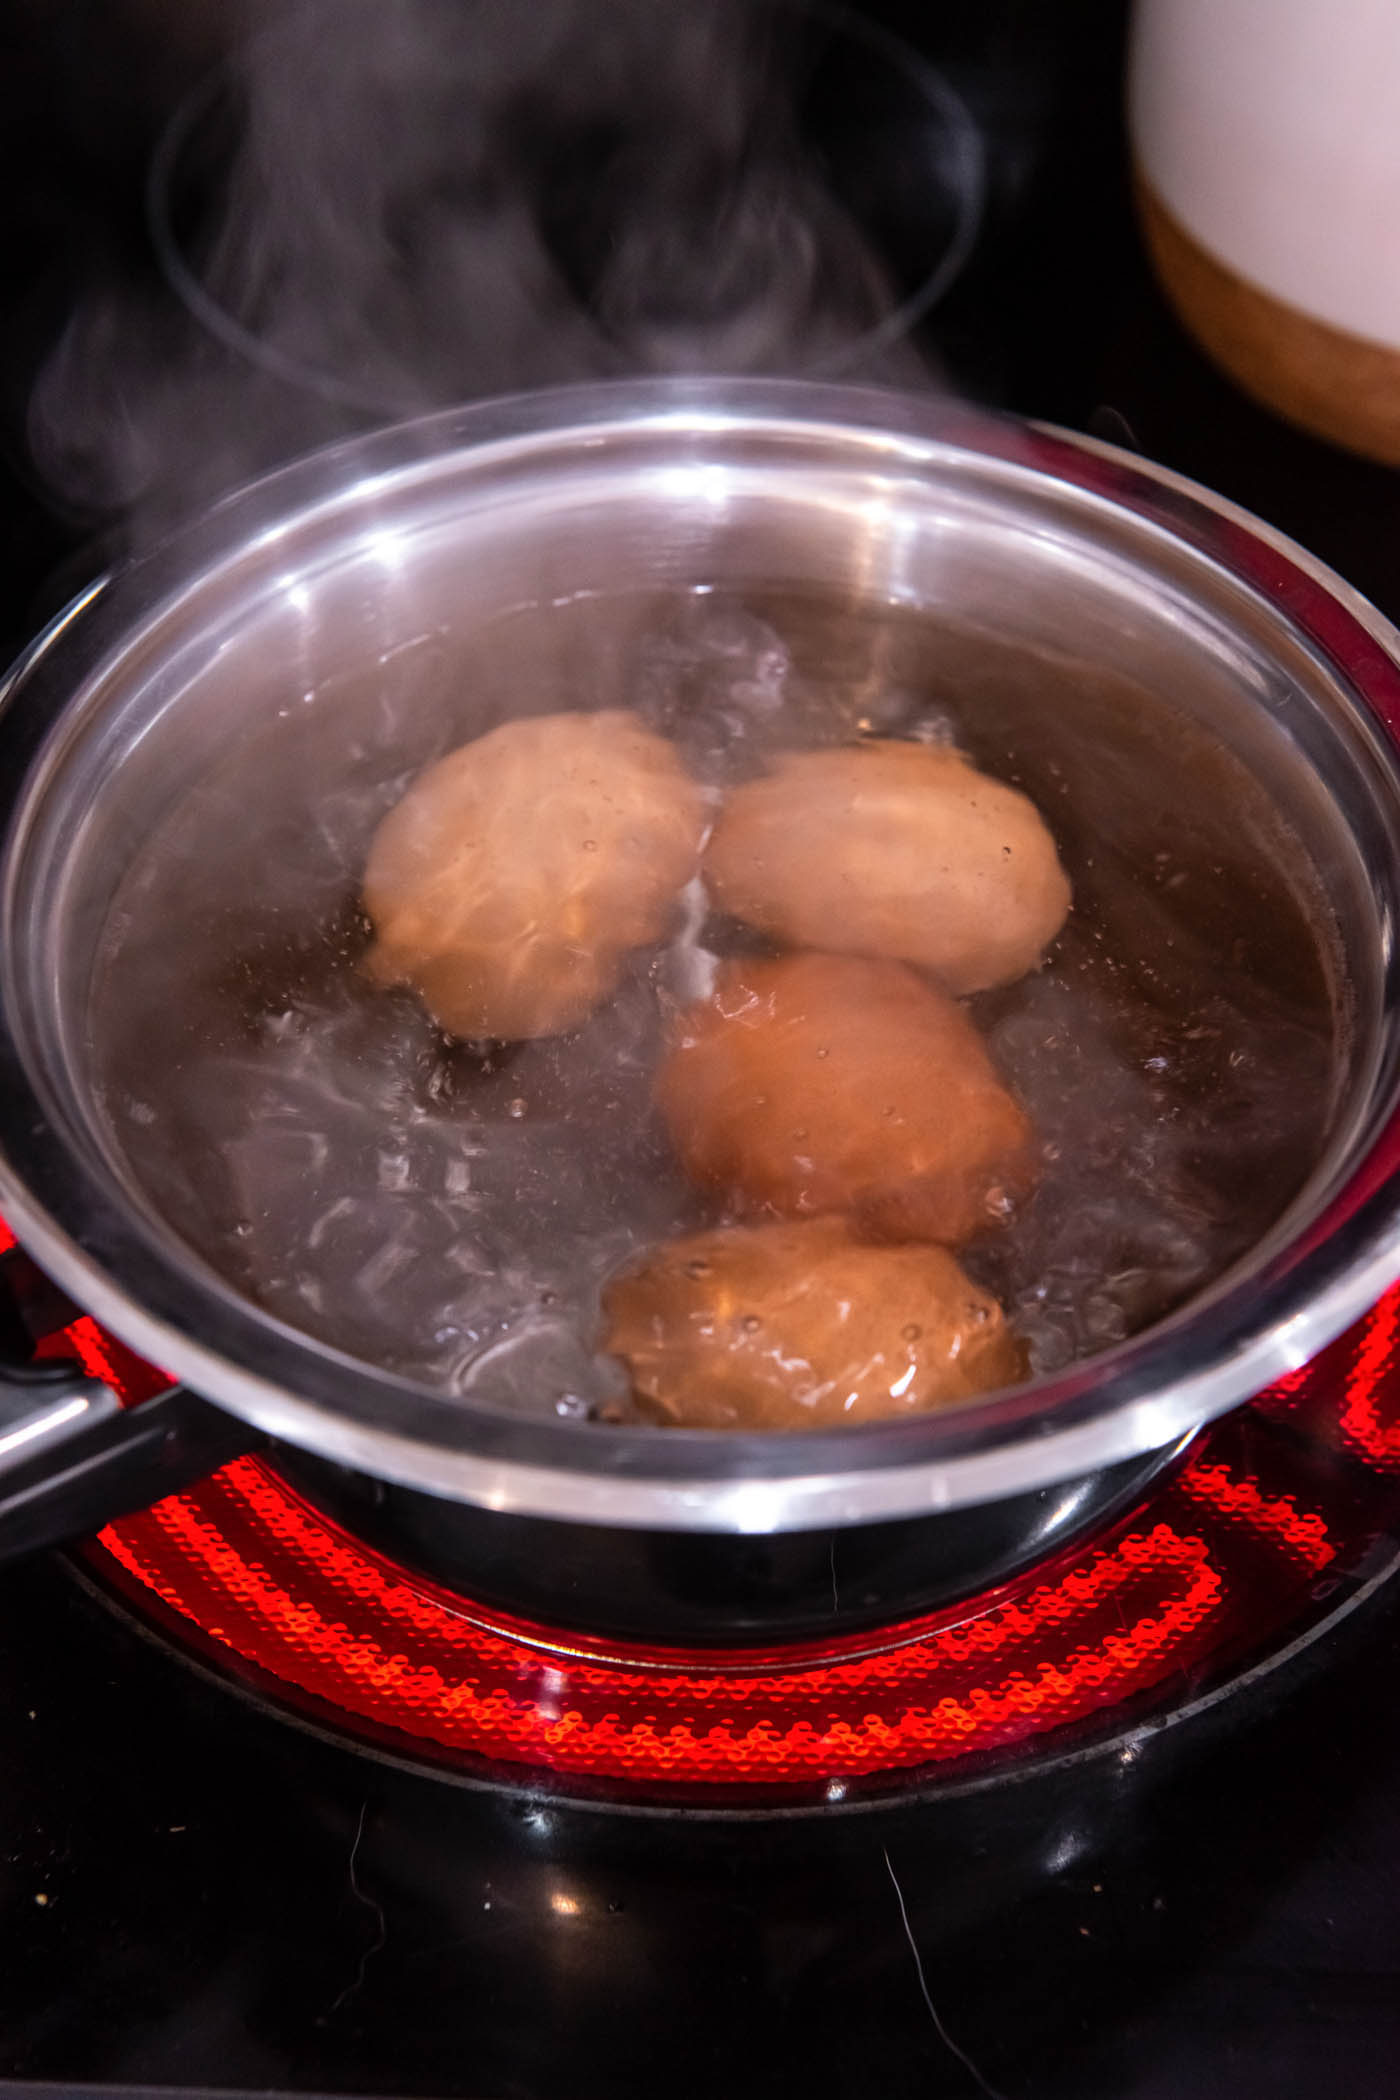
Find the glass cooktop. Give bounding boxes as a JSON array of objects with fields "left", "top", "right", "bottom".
[{"left": 2, "top": 2, "right": 1400, "bottom": 2095}]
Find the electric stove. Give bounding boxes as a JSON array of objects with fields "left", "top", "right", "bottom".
[{"left": 3, "top": 4, "right": 1400, "bottom": 2095}]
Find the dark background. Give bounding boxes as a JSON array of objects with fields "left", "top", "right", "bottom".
[{"left": 2, "top": 2, "right": 1400, "bottom": 2095}]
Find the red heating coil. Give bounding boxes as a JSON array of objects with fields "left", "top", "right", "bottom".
[
  {"left": 1339, "top": 1288, "right": 1400, "bottom": 1467},
  {"left": 100, "top": 1467, "right": 1232, "bottom": 1784},
  {"left": 4, "top": 1212, "right": 1391, "bottom": 1795},
  {"left": 89, "top": 1420, "right": 1355, "bottom": 1794},
  {"left": 56, "top": 1313, "right": 174, "bottom": 1407},
  {"left": 1174, "top": 1459, "right": 1334, "bottom": 1568},
  {"left": 1248, "top": 1281, "right": 1400, "bottom": 1469}
]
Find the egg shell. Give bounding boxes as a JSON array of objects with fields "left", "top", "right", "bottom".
[
  {"left": 363, "top": 709, "right": 707, "bottom": 1039},
  {"left": 655, "top": 951, "right": 1036, "bottom": 1244},
  {"left": 704, "top": 740, "right": 1071, "bottom": 993},
  {"left": 602, "top": 1214, "right": 1024, "bottom": 1430}
]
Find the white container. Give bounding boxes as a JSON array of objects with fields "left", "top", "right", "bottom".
[{"left": 1129, "top": 0, "right": 1400, "bottom": 461}]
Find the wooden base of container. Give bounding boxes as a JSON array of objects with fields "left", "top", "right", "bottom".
[{"left": 1137, "top": 177, "right": 1400, "bottom": 467}]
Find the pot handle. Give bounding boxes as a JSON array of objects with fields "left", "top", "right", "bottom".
[{"left": 0, "top": 1246, "right": 263, "bottom": 1564}]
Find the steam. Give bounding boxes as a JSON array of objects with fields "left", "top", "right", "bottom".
[{"left": 29, "top": 0, "right": 952, "bottom": 534}]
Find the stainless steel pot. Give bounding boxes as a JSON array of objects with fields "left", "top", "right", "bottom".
[{"left": 3, "top": 378, "right": 1400, "bottom": 1565}]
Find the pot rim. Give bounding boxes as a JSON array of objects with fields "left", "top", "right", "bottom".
[{"left": 3, "top": 375, "right": 1400, "bottom": 1531}]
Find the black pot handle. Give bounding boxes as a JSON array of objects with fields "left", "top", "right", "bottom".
[{"left": 0, "top": 1245, "right": 264, "bottom": 1564}]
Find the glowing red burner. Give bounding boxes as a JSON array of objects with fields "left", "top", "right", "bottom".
[
  {"left": 1251, "top": 1281, "right": 1400, "bottom": 1468},
  {"left": 1, "top": 1247, "right": 1383, "bottom": 1800},
  {"left": 1175, "top": 1459, "right": 1334, "bottom": 1568},
  {"left": 85, "top": 1372, "right": 1395, "bottom": 1802},
  {"left": 59, "top": 1315, "right": 175, "bottom": 1407},
  {"left": 1339, "top": 1291, "right": 1400, "bottom": 1467},
  {"left": 101, "top": 1473, "right": 1234, "bottom": 1786}
]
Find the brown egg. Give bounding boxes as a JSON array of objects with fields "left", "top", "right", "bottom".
[
  {"left": 602, "top": 1215, "right": 1024, "bottom": 1430},
  {"left": 362, "top": 710, "right": 707, "bottom": 1040},
  {"left": 705, "top": 740, "right": 1071, "bottom": 994},
  {"left": 655, "top": 952, "right": 1035, "bottom": 1244}
]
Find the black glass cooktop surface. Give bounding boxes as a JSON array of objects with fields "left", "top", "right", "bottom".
[{"left": 2, "top": 3, "right": 1400, "bottom": 2094}]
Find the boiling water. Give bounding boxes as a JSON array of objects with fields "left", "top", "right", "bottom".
[{"left": 90, "top": 588, "right": 1344, "bottom": 1419}]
